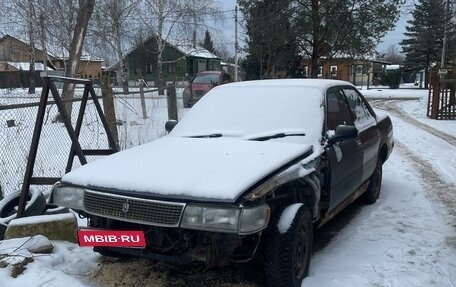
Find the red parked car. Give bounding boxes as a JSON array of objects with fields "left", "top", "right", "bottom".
[{"left": 183, "top": 71, "right": 231, "bottom": 108}]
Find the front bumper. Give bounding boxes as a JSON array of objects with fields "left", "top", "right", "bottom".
[
  {"left": 51, "top": 183, "right": 270, "bottom": 235},
  {"left": 90, "top": 217, "right": 260, "bottom": 266}
]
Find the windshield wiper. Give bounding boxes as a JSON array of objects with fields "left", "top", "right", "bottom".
[
  {"left": 187, "top": 133, "right": 223, "bottom": 138},
  {"left": 249, "top": 132, "right": 306, "bottom": 141}
]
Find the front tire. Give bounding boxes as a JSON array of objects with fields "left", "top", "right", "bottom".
[
  {"left": 363, "top": 160, "right": 383, "bottom": 204},
  {"left": 264, "top": 205, "right": 313, "bottom": 287}
]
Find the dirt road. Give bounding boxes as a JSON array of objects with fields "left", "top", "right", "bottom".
[{"left": 372, "top": 100, "right": 456, "bottom": 218}]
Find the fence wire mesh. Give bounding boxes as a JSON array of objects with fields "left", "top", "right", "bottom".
[{"left": 0, "top": 87, "right": 183, "bottom": 197}]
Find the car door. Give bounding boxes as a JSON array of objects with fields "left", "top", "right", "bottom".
[
  {"left": 325, "top": 87, "right": 363, "bottom": 212},
  {"left": 342, "top": 87, "right": 380, "bottom": 183}
]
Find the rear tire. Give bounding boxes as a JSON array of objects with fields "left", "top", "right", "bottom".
[
  {"left": 264, "top": 205, "right": 313, "bottom": 287},
  {"left": 363, "top": 160, "right": 383, "bottom": 204},
  {"left": 42, "top": 204, "right": 70, "bottom": 215},
  {"left": 0, "top": 189, "right": 46, "bottom": 224},
  {"left": 0, "top": 221, "right": 7, "bottom": 240}
]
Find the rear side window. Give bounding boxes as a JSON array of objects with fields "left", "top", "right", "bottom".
[
  {"left": 326, "top": 89, "right": 354, "bottom": 131},
  {"left": 342, "top": 88, "right": 376, "bottom": 131}
]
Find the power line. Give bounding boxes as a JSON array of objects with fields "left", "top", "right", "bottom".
[{"left": 160, "top": 9, "right": 235, "bottom": 16}]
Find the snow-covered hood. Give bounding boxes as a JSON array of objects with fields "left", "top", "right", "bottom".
[{"left": 62, "top": 136, "right": 312, "bottom": 202}]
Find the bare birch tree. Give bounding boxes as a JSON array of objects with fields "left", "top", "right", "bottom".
[
  {"left": 141, "top": 0, "right": 222, "bottom": 94},
  {"left": 4, "top": 0, "right": 39, "bottom": 93},
  {"left": 92, "top": 0, "right": 140, "bottom": 93},
  {"left": 61, "top": 0, "right": 95, "bottom": 116},
  {"left": 36, "top": 0, "right": 49, "bottom": 72},
  {"left": 26, "top": 0, "right": 36, "bottom": 93},
  {"left": 45, "top": 0, "right": 79, "bottom": 74}
]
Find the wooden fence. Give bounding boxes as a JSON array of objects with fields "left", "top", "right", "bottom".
[{"left": 428, "top": 73, "right": 456, "bottom": 120}]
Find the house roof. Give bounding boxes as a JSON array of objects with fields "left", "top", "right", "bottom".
[
  {"left": 0, "top": 34, "right": 103, "bottom": 62},
  {"left": 386, "top": 64, "right": 402, "bottom": 70},
  {"left": 301, "top": 55, "right": 391, "bottom": 65},
  {"left": 0, "top": 34, "right": 53, "bottom": 58},
  {"left": 221, "top": 61, "right": 236, "bottom": 67},
  {"left": 372, "top": 59, "right": 392, "bottom": 65},
  {"left": 300, "top": 51, "right": 382, "bottom": 62},
  {"left": 5, "top": 61, "right": 48, "bottom": 71},
  {"left": 166, "top": 38, "right": 219, "bottom": 59},
  {"left": 107, "top": 35, "right": 219, "bottom": 71}
]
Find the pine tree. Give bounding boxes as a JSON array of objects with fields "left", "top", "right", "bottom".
[
  {"left": 202, "top": 30, "right": 215, "bottom": 54},
  {"left": 239, "top": 0, "right": 301, "bottom": 79},
  {"left": 293, "top": 0, "right": 403, "bottom": 78},
  {"left": 400, "top": 0, "right": 455, "bottom": 85},
  {"left": 240, "top": 0, "right": 403, "bottom": 79}
]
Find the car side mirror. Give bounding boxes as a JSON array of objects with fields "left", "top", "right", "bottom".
[
  {"left": 165, "top": 120, "right": 178, "bottom": 132},
  {"left": 328, "top": 125, "right": 358, "bottom": 144}
]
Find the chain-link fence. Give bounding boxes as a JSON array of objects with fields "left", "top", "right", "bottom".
[{"left": 0, "top": 87, "right": 184, "bottom": 197}]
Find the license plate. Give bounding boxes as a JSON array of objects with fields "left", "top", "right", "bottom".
[{"left": 77, "top": 229, "right": 146, "bottom": 248}]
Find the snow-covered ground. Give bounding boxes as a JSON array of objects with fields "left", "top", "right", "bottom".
[
  {"left": 303, "top": 146, "right": 456, "bottom": 287},
  {"left": 0, "top": 86, "right": 455, "bottom": 287},
  {"left": 362, "top": 86, "right": 456, "bottom": 137}
]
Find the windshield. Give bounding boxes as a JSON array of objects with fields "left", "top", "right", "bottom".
[
  {"left": 170, "top": 81, "right": 325, "bottom": 145},
  {"left": 192, "top": 73, "right": 220, "bottom": 84}
]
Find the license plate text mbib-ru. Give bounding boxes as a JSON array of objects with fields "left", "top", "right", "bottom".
[{"left": 78, "top": 229, "right": 146, "bottom": 247}]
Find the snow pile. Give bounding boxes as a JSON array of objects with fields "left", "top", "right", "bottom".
[
  {"left": 0, "top": 235, "right": 52, "bottom": 260},
  {"left": 0, "top": 237, "right": 99, "bottom": 287},
  {"left": 361, "top": 87, "right": 427, "bottom": 99},
  {"left": 7, "top": 62, "right": 46, "bottom": 71},
  {"left": 278, "top": 203, "right": 303, "bottom": 234}
]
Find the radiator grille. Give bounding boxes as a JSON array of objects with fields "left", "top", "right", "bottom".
[{"left": 83, "top": 190, "right": 185, "bottom": 227}]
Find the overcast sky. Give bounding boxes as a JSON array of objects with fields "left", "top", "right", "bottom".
[{"left": 217, "top": 0, "right": 413, "bottom": 55}]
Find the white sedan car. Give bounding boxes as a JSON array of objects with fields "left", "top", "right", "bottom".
[{"left": 51, "top": 79, "right": 393, "bottom": 287}]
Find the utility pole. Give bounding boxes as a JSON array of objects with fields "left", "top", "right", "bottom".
[
  {"left": 440, "top": 0, "right": 450, "bottom": 71},
  {"left": 27, "top": 0, "right": 36, "bottom": 94},
  {"left": 234, "top": 5, "right": 238, "bottom": 82}
]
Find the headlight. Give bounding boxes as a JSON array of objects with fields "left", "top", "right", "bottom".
[
  {"left": 239, "top": 204, "right": 270, "bottom": 234},
  {"left": 181, "top": 205, "right": 240, "bottom": 233},
  {"left": 180, "top": 204, "right": 270, "bottom": 234},
  {"left": 51, "top": 184, "right": 84, "bottom": 210}
]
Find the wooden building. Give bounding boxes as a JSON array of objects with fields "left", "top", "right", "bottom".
[
  {"left": 300, "top": 56, "right": 390, "bottom": 86},
  {"left": 110, "top": 36, "right": 221, "bottom": 86}
]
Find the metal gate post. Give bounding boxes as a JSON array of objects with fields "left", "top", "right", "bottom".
[
  {"left": 17, "top": 76, "right": 119, "bottom": 218},
  {"left": 17, "top": 78, "right": 51, "bottom": 218}
]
